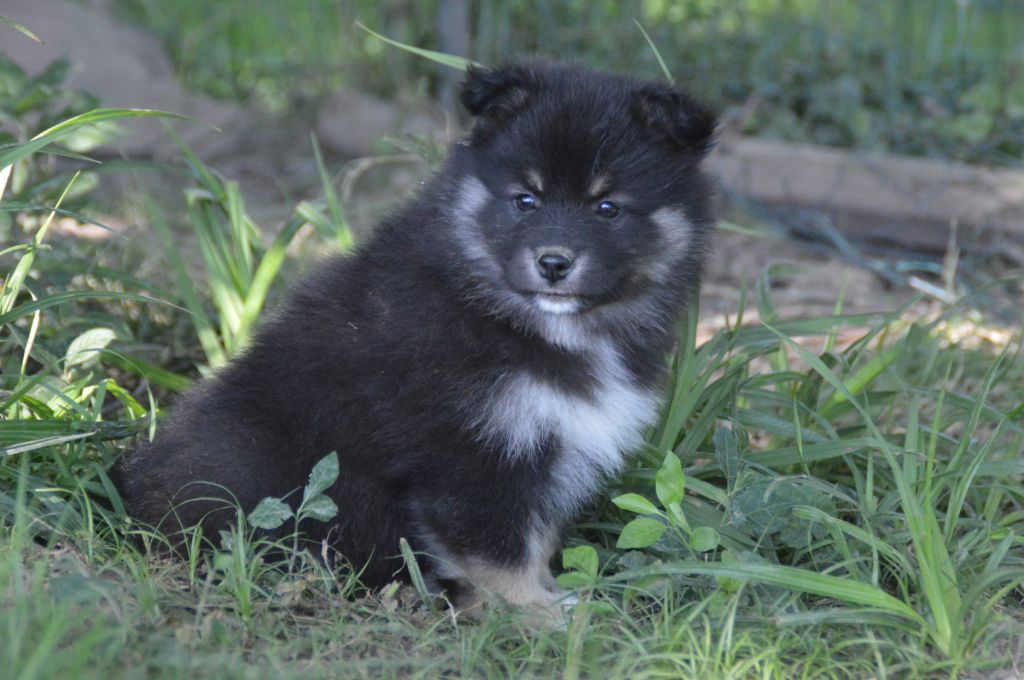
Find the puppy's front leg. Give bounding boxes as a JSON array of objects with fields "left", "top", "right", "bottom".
[
  {"left": 452, "top": 528, "right": 575, "bottom": 620},
  {"left": 455, "top": 557, "right": 555, "bottom": 612},
  {"left": 536, "top": 525, "right": 562, "bottom": 593},
  {"left": 535, "top": 529, "right": 579, "bottom": 609}
]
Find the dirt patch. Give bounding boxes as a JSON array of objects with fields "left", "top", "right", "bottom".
[{"left": 701, "top": 229, "right": 903, "bottom": 318}]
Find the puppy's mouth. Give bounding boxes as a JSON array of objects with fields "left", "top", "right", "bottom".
[{"left": 524, "top": 290, "right": 585, "bottom": 315}]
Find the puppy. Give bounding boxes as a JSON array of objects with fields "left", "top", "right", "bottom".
[{"left": 115, "top": 61, "right": 717, "bottom": 615}]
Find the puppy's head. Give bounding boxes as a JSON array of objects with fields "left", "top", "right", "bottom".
[{"left": 445, "top": 62, "right": 717, "bottom": 337}]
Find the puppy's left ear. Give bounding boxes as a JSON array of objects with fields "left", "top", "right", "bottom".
[{"left": 632, "top": 83, "right": 717, "bottom": 158}]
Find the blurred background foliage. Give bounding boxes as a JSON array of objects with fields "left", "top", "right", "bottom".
[{"left": 115, "top": 0, "right": 1024, "bottom": 165}]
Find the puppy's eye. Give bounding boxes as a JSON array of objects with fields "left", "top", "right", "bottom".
[
  {"left": 596, "top": 200, "right": 620, "bottom": 218},
  {"left": 514, "top": 194, "right": 537, "bottom": 211}
]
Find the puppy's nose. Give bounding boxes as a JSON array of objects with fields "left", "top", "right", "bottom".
[{"left": 536, "top": 251, "right": 574, "bottom": 283}]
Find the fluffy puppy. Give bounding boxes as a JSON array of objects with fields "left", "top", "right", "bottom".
[{"left": 115, "top": 61, "right": 717, "bottom": 614}]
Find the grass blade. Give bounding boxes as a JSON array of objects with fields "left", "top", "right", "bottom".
[
  {"left": 0, "top": 109, "right": 192, "bottom": 170},
  {"left": 635, "top": 21, "right": 673, "bottom": 82},
  {"left": 356, "top": 22, "right": 477, "bottom": 70},
  {"left": 611, "top": 561, "right": 924, "bottom": 623},
  {"left": 147, "top": 202, "right": 226, "bottom": 367},
  {"left": 0, "top": 172, "right": 80, "bottom": 315},
  {"left": 762, "top": 321, "right": 962, "bottom": 655},
  {"left": 0, "top": 14, "right": 42, "bottom": 43}
]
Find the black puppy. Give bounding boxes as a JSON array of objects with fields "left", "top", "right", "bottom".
[{"left": 116, "top": 62, "right": 717, "bottom": 614}]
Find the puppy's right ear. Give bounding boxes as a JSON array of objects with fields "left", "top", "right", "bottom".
[{"left": 460, "top": 64, "right": 531, "bottom": 121}]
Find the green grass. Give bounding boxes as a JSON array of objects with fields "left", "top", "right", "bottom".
[
  {"left": 0, "top": 529, "right": 916, "bottom": 679},
  {"left": 112, "top": 0, "right": 1024, "bottom": 166},
  {"left": 2, "top": 102, "right": 1024, "bottom": 678}
]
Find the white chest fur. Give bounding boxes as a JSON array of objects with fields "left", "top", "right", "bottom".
[{"left": 471, "top": 340, "right": 661, "bottom": 516}]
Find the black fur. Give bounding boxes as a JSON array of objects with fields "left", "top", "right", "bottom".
[{"left": 115, "top": 62, "right": 717, "bottom": 595}]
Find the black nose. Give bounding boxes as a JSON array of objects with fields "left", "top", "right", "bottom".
[{"left": 536, "top": 252, "right": 574, "bottom": 283}]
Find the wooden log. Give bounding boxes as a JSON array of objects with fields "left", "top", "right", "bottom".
[{"left": 709, "top": 136, "right": 1024, "bottom": 239}]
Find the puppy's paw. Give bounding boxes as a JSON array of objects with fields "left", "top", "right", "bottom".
[
  {"left": 553, "top": 589, "right": 579, "bottom": 610},
  {"left": 517, "top": 588, "right": 581, "bottom": 630}
]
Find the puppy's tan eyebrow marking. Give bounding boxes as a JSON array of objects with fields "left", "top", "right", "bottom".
[
  {"left": 525, "top": 169, "right": 544, "bottom": 193},
  {"left": 603, "top": 192, "right": 633, "bottom": 205},
  {"left": 588, "top": 174, "right": 611, "bottom": 197},
  {"left": 507, "top": 183, "right": 532, "bottom": 198}
]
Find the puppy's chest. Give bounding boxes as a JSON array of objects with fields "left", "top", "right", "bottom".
[{"left": 474, "top": 342, "right": 661, "bottom": 511}]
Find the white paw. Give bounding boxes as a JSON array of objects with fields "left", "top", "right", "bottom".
[{"left": 553, "top": 590, "right": 579, "bottom": 610}]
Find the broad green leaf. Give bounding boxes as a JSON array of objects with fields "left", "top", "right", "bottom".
[
  {"left": 617, "top": 518, "right": 666, "bottom": 549},
  {"left": 247, "top": 497, "right": 293, "bottom": 530},
  {"left": 612, "top": 493, "right": 660, "bottom": 516},
  {"left": 556, "top": 572, "right": 594, "bottom": 589},
  {"left": 729, "top": 473, "right": 834, "bottom": 549},
  {"left": 304, "top": 451, "right": 339, "bottom": 499},
  {"left": 64, "top": 328, "right": 116, "bottom": 369},
  {"left": 617, "top": 551, "right": 649, "bottom": 570},
  {"left": 48, "top": 572, "right": 116, "bottom": 604},
  {"left": 656, "top": 451, "right": 685, "bottom": 508},
  {"left": 300, "top": 494, "right": 338, "bottom": 522},
  {"left": 690, "top": 526, "right": 721, "bottom": 552},
  {"left": 562, "top": 545, "right": 599, "bottom": 579},
  {"left": 666, "top": 501, "right": 689, "bottom": 531},
  {"left": 713, "top": 427, "right": 740, "bottom": 494}
]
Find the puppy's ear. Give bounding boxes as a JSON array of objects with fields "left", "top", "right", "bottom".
[
  {"left": 460, "top": 64, "right": 531, "bottom": 121},
  {"left": 632, "top": 83, "right": 717, "bottom": 157}
]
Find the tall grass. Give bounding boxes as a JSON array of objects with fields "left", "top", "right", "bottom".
[
  {"left": 1, "top": 109, "right": 188, "bottom": 537},
  {"left": 600, "top": 292, "right": 1024, "bottom": 669},
  {"left": 150, "top": 133, "right": 354, "bottom": 369}
]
